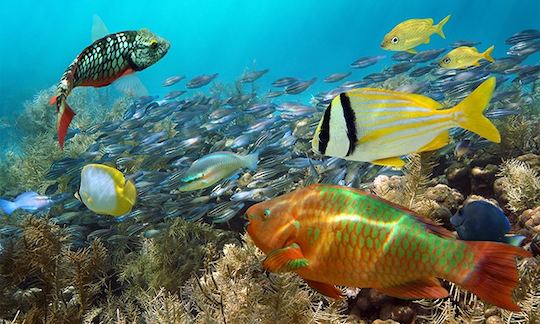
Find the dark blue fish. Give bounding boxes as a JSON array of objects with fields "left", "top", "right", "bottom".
[{"left": 451, "top": 201, "right": 525, "bottom": 246}]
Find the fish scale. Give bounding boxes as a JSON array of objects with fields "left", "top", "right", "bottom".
[{"left": 51, "top": 29, "right": 169, "bottom": 148}]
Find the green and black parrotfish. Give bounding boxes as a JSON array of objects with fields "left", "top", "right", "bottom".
[{"left": 50, "top": 29, "right": 170, "bottom": 148}]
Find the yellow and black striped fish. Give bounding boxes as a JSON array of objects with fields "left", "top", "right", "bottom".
[
  {"left": 50, "top": 29, "right": 169, "bottom": 148},
  {"left": 312, "top": 77, "right": 500, "bottom": 167}
]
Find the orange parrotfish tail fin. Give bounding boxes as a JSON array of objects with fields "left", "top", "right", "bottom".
[
  {"left": 459, "top": 241, "right": 531, "bottom": 312},
  {"left": 262, "top": 243, "right": 309, "bottom": 273},
  {"left": 378, "top": 277, "right": 448, "bottom": 299},
  {"left": 483, "top": 45, "right": 495, "bottom": 62},
  {"left": 451, "top": 77, "right": 501, "bottom": 143},
  {"left": 434, "top": 15, "right": 451, "bottom": 39},
  {"left": 57, "top": 98, "right": 76, "bottom": 149},
  {"left": 304, "top": 279, "right": 344, "bottom": 299}
]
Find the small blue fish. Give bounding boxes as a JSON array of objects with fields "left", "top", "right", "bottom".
[
  {"left": 451, "top": 201, "right": 525, "bottom": 246},
  {"left": 0, "top": 191, "right": 63, "bottom": 215}
]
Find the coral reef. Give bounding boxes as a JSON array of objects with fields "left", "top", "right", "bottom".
[
  {"left": 496, "top": 159, "right": 540, "bottom": 214},
  {"left": 0, "top": 217, "right": 108, "bottom": 323}
]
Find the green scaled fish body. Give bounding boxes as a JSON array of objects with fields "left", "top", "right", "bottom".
[
  {"left": 51, "top": 29, "right": 170, "bottom": 148},
  {"left": 179, "top": 151, "right": 259, "bottom": 191}
]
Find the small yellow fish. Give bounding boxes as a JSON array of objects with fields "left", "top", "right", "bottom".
[
  {"left": 311, "top": 77, "right": 500, "bottom": 167},
  {"left": 440, "top": 46, "right": 495, "bottom": 69},
  {"left": 381, "top": 15, "right": 451, "bottom": 53},
  {"left": 76, "top": 164, "right": 137, "bottom": 216}
]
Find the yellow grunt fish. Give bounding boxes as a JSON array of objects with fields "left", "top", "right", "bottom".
[
  {"left": 381, "top": 15, "right": 451, "bottom": 53},
  {"left": 440, "top": 45, "right": 495, "bottom": 69},
  {"left": 312, "top": 77, "right": 500, "bottom": 167}
]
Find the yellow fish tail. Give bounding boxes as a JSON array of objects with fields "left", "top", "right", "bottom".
[
  {"left": 434, "top": 15, "right": 451, "bottom": 39},
  {"left": 483, "top": 45, "right": 495, "bottom": 62},
  {"left": 452, "top": 77, "right": 501, "bottom": 143},
  {"left": 124, "top": 179, "right": 137, "bottom": 206}
]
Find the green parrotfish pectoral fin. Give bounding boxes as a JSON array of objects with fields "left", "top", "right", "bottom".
[
  {"left": 304, "top": 279, "right": 344, "bottom": 299},
  {"left": 377, "top": 277, "right": 448, "bottom": 299},
  {"left": 372, "top": 157, "right": 405, "bottom": 168},
  {"left": 406, "top": 48, "right": 417, "bottom": 54},
  {"left": 263, "top": 243, "right": 309, "bottom": 273},
  {"left": 418, "top": 131, "right": 450, "bottom": 153}
]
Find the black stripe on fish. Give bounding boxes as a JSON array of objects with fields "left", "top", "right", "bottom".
[
  {"left": 318, "top": 101, "right": 332, "bottom": 154},
  {"left": 340, "top": 93, "right": 358, "bottom": 156}
]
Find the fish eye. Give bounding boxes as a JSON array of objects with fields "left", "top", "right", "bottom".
[
  {"left": 391, "top": 36, "right": 399, "bottom": 44},
  {"left": 150, "top": 39, "right": 158, "bottom": 49},
  {"left": 263, "top": 208, "right": 271, "bottom": 219},
  {"left": 443, "top": 57, "right": 451, "bottom": 64}
]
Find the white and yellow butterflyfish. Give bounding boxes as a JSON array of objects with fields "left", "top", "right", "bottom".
[
  {"left": 76, "top": 163, "right": 137, "bottom": 217},
  {"left": 312, "top": 77, "right": 500, "bottom": 168}
]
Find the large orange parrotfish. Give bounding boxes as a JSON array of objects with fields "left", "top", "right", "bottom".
[
  {"left": 246, "top": 184, "right": 531, "bottom": 311},
  {"left": 50, "top": 29, "right": 169, "bottom": 148}
]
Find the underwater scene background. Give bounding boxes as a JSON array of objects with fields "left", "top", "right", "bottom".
[{"left": 1, "top": 0, "right": 540, "bottom": 323}]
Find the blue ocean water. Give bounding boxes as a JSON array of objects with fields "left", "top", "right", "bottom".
[{"left": 1, "top": 0, "right": 539, "bottom": 120}]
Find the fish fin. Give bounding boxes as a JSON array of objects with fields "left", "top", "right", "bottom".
[
  {"left": 123, "top": 179, "right": 137, "bottom": 206},
  {"left": 378, "top": 277, "right": 448, "bottom": 299},
  {"left": 424, "top": 38, "right": 430, "bottom": 44},
  {"left": 0, "top": 199, "right": 18, "bottom": 215},
  {"left": 245, "top": 150, "right": 260, "bottom": 171},
  {"left": 57, "top": 100, "right": 76, "bottom": 149},
  {"left": 418, "top": 131, "right": 449, "bottom": 153},
  {"left": 503, "top": 235, "right": 526, "bottom": 247},
  {"left": 304, "top": 279, "right": 343, "bottom": 299},
  {"left": 49, "top": 95, "right": 57, "bottom": 106},
  {"left": 434, "top": 15, "right": 451, "bottom": 39},
  {"left": 372, "top": 157, "right": 405, "bottom": 168},
  {"left": 113, "top": 74, "right": 148, "bottom": 97},
  {"left": 91, "top": 14, "right": 109, "bottom": 42},
  {"left": 263, "top": 243, "right": 308, "bottom": 272},
  {"left": 452, "top": 77, "right": 501, "bottom": 143},
  {"left": 473, "top": 61, "right": 481, "bottom": 67},
  {"left": 406, "top": 49, "right": 417, "bottom": 54},
  {"left": 459, "top": 241, "right": 531, "bottom": 312},
  {"left": 483, "top": 45, "right": 495, "bottom": 62}
]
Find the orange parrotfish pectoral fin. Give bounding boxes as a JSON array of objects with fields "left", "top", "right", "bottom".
[
  {"left": 304, "top": 279, "right": 343, "bottom": 299},
  {"left": 57, "top": 100, "right": 76, "bottom": 149},
  {"left": 263, "top": 243, "right": 309, "bottom": 273},
  {"left": 377, "top": 277, "right": 448, "bottom": 300}
]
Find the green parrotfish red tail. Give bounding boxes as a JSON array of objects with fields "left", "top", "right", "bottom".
[
  {"left": 456, "top": 242, "right": 531, "bottom": 312},
  {"left": 50, "top": 95, "right": 76, "bottom": 149}
]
